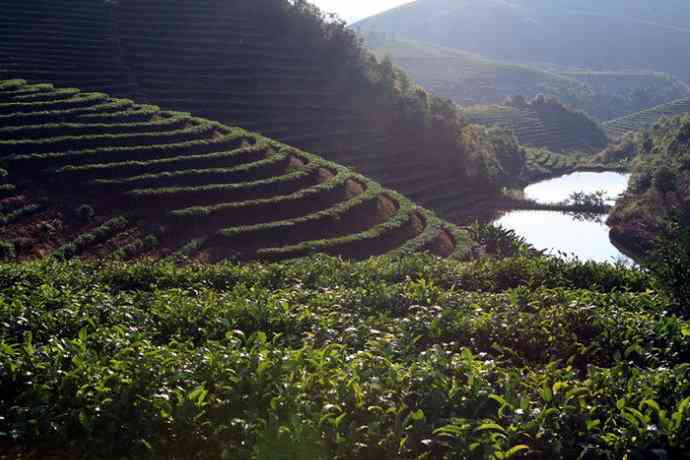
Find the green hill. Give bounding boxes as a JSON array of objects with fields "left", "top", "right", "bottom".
[
  {"left": 367, "top": 40, "right": 589, "bottom": 108},
  {"left": 604, "top": 97, "right": 690, "bottom": 137},
  {"left": 0, "top": 0, "right": 522, "bottom": 211},
  {"left": 355, "top": 0, "right": 690, "bottom": 84},
  {"left": 608, "top": 114, "right": 690, "bottom": 254},
  {"left": 0, "top": 78, "right": 471, "bottom": 262},
  {"left": 366, "top": 39, "right": 690, "bottom": 122},
  {"left": 463, "top": 97, "right": 608, "bottom": 153}
]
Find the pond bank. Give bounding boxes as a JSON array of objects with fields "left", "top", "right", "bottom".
[{"left": 449, "top": 170, "right": 635, "bottom": 264}]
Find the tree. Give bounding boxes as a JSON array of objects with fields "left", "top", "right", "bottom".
[{"left": 645, "top": 212, "right": 690, "bottom": 314}]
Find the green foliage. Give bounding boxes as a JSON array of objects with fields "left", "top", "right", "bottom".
[
  {"left": 0, "top": 98, "right": 137, "bottom": 126},
  {"left": 0, "top": 254, "right": 685, "bottom": 459},
  {"left": 0, "top": 240, "right": 15, "bottom": 260},
  {"left": 0, "top": 204, "right": 42, "bottom": 226},
  {"left": 0, "top": 184, "right": 16, "bottom": 199},
  {"left": 468, "top": 223, "right": 532, "bottom": 258},
  {"left": 0, "top": 92, "right": 108, "bottom": 115},
  {"left": 9, "top": 126, "right": 249, "bottom": 171},
  {"left": 567, "top": 191, "right": 607, "bottom": 209},
  {"left": 0, "top": 79, "right": 470, "bottom": 261},
  {"left": 605, "top": 97, "right": 690, "bottom": 137},
  {"left": 472, "top": 127, "right": 526, "bottom": 185},
  {"left": 609, "top": 114, "right": 690, "bottom": 252},
  {"left": 368, "top": 39, "right": 690, "bottom": 122},
  {"left": 112, "top": 234, "right": 160, "bottom": 260},
  {"left": 645, "top": 214, "right": 690, "bottom": 312},
  {"left": 0, "top": 120, "right": 216, "bottom": 156},
  {"left": 522, "top": 147, "right": 581, "bottom": 181},
  {"left": 75, "top": 204, "right": 95, "bottom": 223},
  {"left": 54, "top": 217, "right": 129, "bottom": 260},
  {"left": 465, "top": 95, "right": 608, "bottom": 156},
  {"left": 652, "top": 165, "right": 677, "bottom": 193}
]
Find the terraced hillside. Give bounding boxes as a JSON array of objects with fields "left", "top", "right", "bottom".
[
  {"left": 0, "top": 79, "right": 471, "bottom": 262},
  {"left": 463, "top": 100, "right": 608, "bottom": 153},
  {"left": 0, "top": 0, "right": 509, "bottom": 210},
  {"left": 604, "top": 97, "right": 690, "bottom": 138},
  {"left": 367, "top": 39, "right": 690, "bottom": 122},
  {"left": 0, "top": 0, "right": 140, "bottom": 98},
  {"left": 367, "top": 40, "right": 591, "bottom": 107}
]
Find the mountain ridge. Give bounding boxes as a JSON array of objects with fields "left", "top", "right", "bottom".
[
  {"left": 367, "top": 38, "right": 690, "bottom": 122},
  {"left": 355, "top": 0, "right": 690, "bottom": 83}
]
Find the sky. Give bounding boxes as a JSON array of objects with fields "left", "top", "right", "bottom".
[{"left": 309, "top": 0, "right": 413, "bottom": 23}]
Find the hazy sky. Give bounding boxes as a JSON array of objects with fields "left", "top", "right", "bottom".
[{"left": 310, "top": 0, "right": 413, "bottom": 22}]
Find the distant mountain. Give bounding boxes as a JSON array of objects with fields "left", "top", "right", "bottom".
[
  {"left": 367, "top": 40, "right": 690, "bottom": 121},
  {"left": 355, "top": 0, "right": 690, "bottom": 83}
]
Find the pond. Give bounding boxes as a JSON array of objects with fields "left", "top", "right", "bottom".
[
  {"left": 494, "top": 171, "right": 634, "bottom": 265},
  {"left": 524, "top": 171, "right": 631, "bottom": 205}
]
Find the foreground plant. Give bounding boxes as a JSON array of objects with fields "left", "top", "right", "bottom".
[{"left": 0, "top": 254, "right": 687, "bottom": 459}]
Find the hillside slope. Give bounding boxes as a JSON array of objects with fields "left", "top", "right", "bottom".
[
  {"left": 368, "top": 39, "right": 690, "bottom": 121},
  {"left": 608, "top": 114, "right": 690, "bottom": 254},
  {"left": 604, "top": 97, "right": 690, "bottom": 138},
  {"left": 0, "top": 78, "right": 471, "bottom": 262},
  {"left": 355, "top": 0, "right": 690, "bottom": 83},
  {"left": 0, "top": 0, "right": 521, "bottom": 211},
  {"left": 463, "top": 96, "right": 608, "bottom": 153},
  {"left": 0, "top": 0, "right": 141, "bottom": 98}
]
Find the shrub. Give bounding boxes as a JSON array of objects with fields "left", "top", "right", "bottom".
[
  {"left": 652, "top": 164, "right": 677, "bottom": 193},
  {"left": 0, "top": 240, "right": 15, "bottom": 260},
  {"left": 567, "top": 190, "right": 607, "bottom": 208},
  {"left": 645, "top": 214, "right": 690, "bottom": 313},
  {"left": 0, "top": 255, "right": 680, "bottom": 459},
  {"left": 143, "top": 234, "right": 159, "bottom": 247},
  {"left": 37, "top": 222, "right": 56, "bottom": 241},
  {"left": 468, "top": 223, "right": 532, "bottom": 258},
  {"left": 75, "top": 204, "right": 95, "bottom": 223}
]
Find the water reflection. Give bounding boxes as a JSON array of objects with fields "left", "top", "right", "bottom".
[
  {"left": 495, "top": 210, "right": 633, "bottom": 265},
  {"left": 566, "top": 211, "right": 605, "bottom": 223},
  {"left": 494, "top": 171, "right": 634, "bottom": 265},
  {"left": 525, "top": 171, "right": 631, "bottom": 205}
]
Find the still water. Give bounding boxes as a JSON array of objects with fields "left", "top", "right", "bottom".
[
  {"left": 524, "top": 171, "right": 631, "bottom": 205},
  {"left": 495, "top": 172, "right": 634, "bottom": 265}
]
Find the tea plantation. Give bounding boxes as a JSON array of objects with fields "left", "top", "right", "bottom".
[
  {"left": 0, "top": 79, "right": 470, "bottom": 262},
  {"left": 604, "top": 97, "right": 690, "bottom": 138},
  {"left": 463, "top": 102, "right": 608, "bottom": 154},
  {"left": 0, "top": 254, "right": 688, "bottom": 459},
  {"left": 1, "top": 2, "right": 689, "bottom": 459},
  {"left": 0, "top": 0, "right": 509, "bottom": 210}
]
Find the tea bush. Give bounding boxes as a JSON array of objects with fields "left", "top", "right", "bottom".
[
  {"left": 0, "top": 254, "right": 687, "bottom": 459},
  {"left": 645, "top": 214, "right": 690, "bottom": 312},
  {"left": 0, "top": 240, "right": 15, "bottom": 260},
  {"left": 76, "top": 204, "right": 96, "bottom": 223}
]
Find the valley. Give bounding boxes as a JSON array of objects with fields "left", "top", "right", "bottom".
[{"left": 0, "top": 0, "right": 689, "bottom": 459}]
